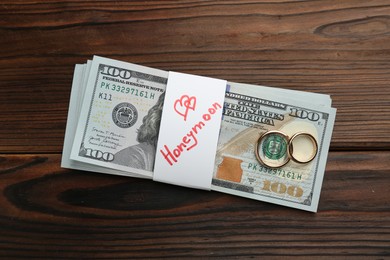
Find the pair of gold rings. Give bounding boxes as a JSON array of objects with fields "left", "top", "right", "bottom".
[{"left": 255, "top": 130, "right": 318, "bottom": 169}]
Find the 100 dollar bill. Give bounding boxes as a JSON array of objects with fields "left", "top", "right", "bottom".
[
  {"left": 70, "top": 56, "right": 168, "bottom": 178},
  {"left": 65, "top": 56, "right": 336, "bottom": 211},
  {"left": 211, "top": 83, "right": 336, "bottom": 212}
]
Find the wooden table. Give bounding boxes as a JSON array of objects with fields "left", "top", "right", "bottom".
[{"left": 1, "top": 1, "right": 389, "bottom": 258}]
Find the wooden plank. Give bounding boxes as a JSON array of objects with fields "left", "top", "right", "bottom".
[
  {"left": 0, "top": 1, "right": 390, "bottom": 153},
  {"left": 0, "top": 152, "right": 388, "bottom": 258}
]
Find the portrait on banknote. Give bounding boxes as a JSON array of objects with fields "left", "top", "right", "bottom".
[
  {"left": 113, "top": 92, "right": 165, "bottom": 171},
  {"left": 70, "top": 56, "right": 168, "bottom": 178}
]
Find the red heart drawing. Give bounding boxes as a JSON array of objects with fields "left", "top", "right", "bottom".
[{"left": 174, "top": 95, "right": 196, "bottom": 121}]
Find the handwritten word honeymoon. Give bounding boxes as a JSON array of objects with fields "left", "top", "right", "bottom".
[{"left": 160, "top": 101, "right": 222, "bottom": 166}]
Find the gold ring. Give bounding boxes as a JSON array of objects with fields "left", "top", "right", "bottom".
[
  {"left": 288, "top": 132, "right": 318, "bottom": 164},
  {"left": 255, "top": 130, "right": 290, "bottom": 169}
]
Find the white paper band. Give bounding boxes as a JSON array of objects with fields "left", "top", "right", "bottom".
[{"left": 153, "top": 71, "right": 227, "bottom": 190}]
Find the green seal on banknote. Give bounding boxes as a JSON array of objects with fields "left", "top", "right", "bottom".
[
  {"left": 262, "top": 133, "right": 288, "bottom": 160},
  {"left": 255, "top": 130, "right": 290, "bottom": 168}
]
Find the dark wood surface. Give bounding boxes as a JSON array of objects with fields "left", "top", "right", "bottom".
[{"left": 1, "top": 1, "right": 389, "bottom": 258}]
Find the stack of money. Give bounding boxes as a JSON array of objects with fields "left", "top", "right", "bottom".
[{"left": 62, "top": 56, "right": 336, "bottom": 212}]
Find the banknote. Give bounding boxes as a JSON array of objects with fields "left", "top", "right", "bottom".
[
  {"left": 63, "top": 56, "right": 336, "bottom": 211},
  {"left": 62, "top": 62, "right": 153, "bottom": 178},
  {"left": 70, "top": 56, "right": 168, "bottom": 178},
  {"left": 211, "top": 82, "right": 336, "bottom": 212}
]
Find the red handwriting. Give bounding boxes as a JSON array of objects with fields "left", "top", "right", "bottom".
[
  {"left": 160, "top": 101, "right": 222, "bottom": 166},
  {"left": 173, "top": 95, "right": 196, "bottom": 121}
]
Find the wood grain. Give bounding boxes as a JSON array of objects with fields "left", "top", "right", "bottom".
[
  {"left": 1, "top": 1, "right": 390, "bottom": 258},
  {"left": 1, "top": 0, "right": 390, "bottom": 153},
  {"left": 0, "top": 152, "right": 389, "bottom": 258}
]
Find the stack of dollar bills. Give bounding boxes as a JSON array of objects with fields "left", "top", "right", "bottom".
[{"left": 62, "top": 56, "right": 336, "bottom": 212}]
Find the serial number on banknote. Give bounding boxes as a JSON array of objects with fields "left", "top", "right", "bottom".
[
  {"left": 99, "top": 83, "right": 157, "bottom": 100},
  {"left": 246, "top": 162, "right": 303, "bottom": 181}
]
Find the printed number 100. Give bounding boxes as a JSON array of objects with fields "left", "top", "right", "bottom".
[{"left": 262, "top": 180, "right": 303, "bottom": 197}]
